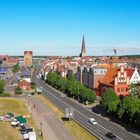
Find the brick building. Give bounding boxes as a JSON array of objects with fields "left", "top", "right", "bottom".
[
  {"left": 18, "top": 80, "right": 31, "bottom": 90},
  {"left": 99, "top": 66, "right": 130, "bottom": 96},
  {"left": 24, "top": 51, "right": 33, "bottom": 67}
]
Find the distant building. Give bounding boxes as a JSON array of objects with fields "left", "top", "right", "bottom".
[
  {"left": 0, "top": 55, "right": 19, "bottom": 67},
  {"left": 24, "top": 51, "right": 33, "bottom": 67},
  {"left": 76, "top": 66, "right": 107, "bottom": 92},
  {"left": 79, "top": 36, "right": 86, "bottom": 57}
]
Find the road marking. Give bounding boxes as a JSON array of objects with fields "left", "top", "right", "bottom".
[{"left": 36, "top": 78, "right": 124, "bottom": 140}]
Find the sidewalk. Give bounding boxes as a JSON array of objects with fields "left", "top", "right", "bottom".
[{"left": 26, "top": 96, "right": 75, "bottom": 140}]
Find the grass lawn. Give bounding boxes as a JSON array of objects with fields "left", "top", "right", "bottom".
[
  {"left": 36, "top": 95, "right": 98, "bottom": 140},
  {"left": 0, "top": 98, "right": 42, "bottom": 140}
]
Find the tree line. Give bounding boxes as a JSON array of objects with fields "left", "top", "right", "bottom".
[
  {"left": 100, "top": 88, "right": 140, "bottom": 129},
  {"left": 46, "top": 71, "right": 96, "bottom": 104}
]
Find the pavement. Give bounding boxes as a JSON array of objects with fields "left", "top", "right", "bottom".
[
  {"left": 27, "top": 96, "right": 75, "bottom": 140},
  {"left": 32, "top": 68, "right": 140, "bottom": 140}
]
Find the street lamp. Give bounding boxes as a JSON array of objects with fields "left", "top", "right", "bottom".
[{"left": 77, "top": 84, "right": 80, "bottom": 101}]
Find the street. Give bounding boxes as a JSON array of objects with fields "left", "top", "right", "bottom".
[{"left": 33, "top": 70, "right": 140, "bottom": 140}]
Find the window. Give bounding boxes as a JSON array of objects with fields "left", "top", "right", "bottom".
[
  {"left": 117, "top": 88, "right": 120, "bottom": 92},
  {"left": 121, "top": 88, "right": 124, "bottom": 92}
]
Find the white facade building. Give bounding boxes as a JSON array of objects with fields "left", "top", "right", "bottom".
[{"left": 130, "top": 68, "right": 140, "bottom": 84}]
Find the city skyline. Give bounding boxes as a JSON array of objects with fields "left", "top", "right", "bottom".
[{"left": 0, "top": 0, "right": 140, "bottom": 56}]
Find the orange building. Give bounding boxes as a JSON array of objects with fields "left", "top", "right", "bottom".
[
  {"left": 99, "top": 66, "right": 130, "bottom": 96},
  {"left": 24, "top": 51, "right": 33, "bottom": 66}
]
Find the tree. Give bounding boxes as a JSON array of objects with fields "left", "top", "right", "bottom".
[
  {"left": 108, "top": 100, "right": 120, "bottom": 115},
  {"left": 31, "top": 82, "right": 36, "bottom": 89},
  {"left": 100, "top": 88, "right": 119, "bottom": 110},
  {"left": 0, "top": 80, "right": 5, "bottom": 94},
  {"left": 67, "top": 73, "right": 75, "bottom": 82},
  {"left": 46, "top": 71, "right": 96, "bottom": 104},
  {"left": 15, "top": 86, "right": 22, "bottom": 94},
  {"left": 130, "top": 83, "right": 140, "bottom": 99},
  {"left": 12, "top": 63, "right": 20, "bottom": 73}
]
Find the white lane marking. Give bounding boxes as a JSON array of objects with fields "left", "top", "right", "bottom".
[{"left": 36, "top": 78, "right": 123, "bottom": 140}]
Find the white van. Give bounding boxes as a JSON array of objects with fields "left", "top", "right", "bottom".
[{"left": 29, "top": 132, "right": 36, "bottom": 140}]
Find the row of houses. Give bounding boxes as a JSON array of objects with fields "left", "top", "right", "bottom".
[
  {"left": 75, "top": 65, "right": 140, "bottom": 96},
  {"left": 12, "top": 69, "right": 31, "bottom": 90},
  {"left": 39, "top": 57, "right": 140, "bottom": 97}
]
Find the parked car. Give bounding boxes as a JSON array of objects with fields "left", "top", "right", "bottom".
[
  {"left": 31, "top": 92, "right": 35, "bottom": 95},
  {"left": 27, "top": 93, "right": 32, "bottom": 97},
  {"left": 26, "top": 127, "right": 34, "bottom": 133},
  {"left": 89, "top": 118, "right": 97, "bottom": 125},
  {"left": 29, "top": 132, "right": 36, "bottom": 140},
  {"left": 23, "top": 133, "right": 29, "bottom": 140},
  {"left": 20, "top": 125, "right": 27, "bottom": 134},
  {"left": 105, "top": 132, "right": 117, "bottom": 139},
  {"left": 0, "top": 116, "right": 4, "bottom": 121}
]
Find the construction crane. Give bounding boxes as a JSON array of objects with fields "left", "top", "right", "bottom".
[{"left": 113, "top": 49, "right": 117, "bottom": 65}]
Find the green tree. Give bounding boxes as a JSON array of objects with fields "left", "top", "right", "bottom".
[
  {"left": 46, "top": 71, "right": 96, "bottom": 104},
  {"left": 12, "top": 63, "right": 20, "bottom": 73},
  {"left": 108, "top": 100, "right": 120, "bottom": 115},
  {"left": 130, "top": 83, "right": 140, "bottom": 99},
  {"left": 67, "top": 73, "right": 75, "bottom": 82},
  {"left": 0, "top": 80, "right": 5, "bottom": 94},
  {"left": 100, "top": 88, "right": 119, "bottom": 110},
  {"left": 15, "top": 86, "right": 22, "bottom": 94}
]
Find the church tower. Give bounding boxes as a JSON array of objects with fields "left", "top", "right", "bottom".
[{"left": 80, "top": 36, "right": 86, "bottom": 57}]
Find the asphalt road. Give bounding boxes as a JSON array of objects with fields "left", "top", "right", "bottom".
[{"left": 33, "top": 70, "right": 140, "bottom": 140}]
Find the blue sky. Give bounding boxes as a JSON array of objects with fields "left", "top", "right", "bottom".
[{"left": 0, "top": 0, "right": 140, "bottom": 56}]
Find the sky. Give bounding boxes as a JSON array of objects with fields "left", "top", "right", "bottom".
[{"left": 0, "top": 0, "right": 140, "bottom": 56}]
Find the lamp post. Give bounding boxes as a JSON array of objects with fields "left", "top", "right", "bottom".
[
  {"left": 78, "top": 84, "right": 80, "bottom": 101},
  {"left": 40, "top": 122, "right": 43, "bottom": 137}
]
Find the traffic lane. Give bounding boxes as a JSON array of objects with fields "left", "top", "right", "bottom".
[
  {"left": 34, "top": 74, "right": 140, "bottom": 140},
  {"left": 62, "top": 97, "right": 139, "bottom": 140},
  {"left": 42, "top": 84, "right": 109, "bottom": 140},
  {"left": 40, "top": 81, "right": 117, "bottom": 140},
  {"left": 74, "top": 112, "right": 109, "bottom": 140},
  {"left": 39, "top": 79, "right": 138, "bottom": 140},
  {"left": 36, "top": 78, "right": 121, "bottom": 139}
]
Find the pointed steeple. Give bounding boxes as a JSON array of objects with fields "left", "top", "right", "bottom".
[{"left": 80, "top": 35, "right": 86, "bottom": 57}]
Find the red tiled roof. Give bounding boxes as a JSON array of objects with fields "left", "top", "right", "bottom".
[
  {"left": 101, "top": 67, "right": 117, "bottom": 85},
  {"left": 127, "top": 69, "right": 134, "bottom": 78}
]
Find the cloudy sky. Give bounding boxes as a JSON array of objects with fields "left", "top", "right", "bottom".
[{"left": 0, "top": 0, "right": 140, "bottom": 56}]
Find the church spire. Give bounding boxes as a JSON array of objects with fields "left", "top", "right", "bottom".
[{"left": 80, "top": 35, "right": 86, "bottom": 57}]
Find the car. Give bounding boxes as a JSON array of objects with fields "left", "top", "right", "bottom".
[
  {"left": 61, "top": 94, "right": 65, "bottom": 97},
  {"left": 20, "top": 125, "right": 27, "bottom": 134},
  {"left": 31, "top": 92, "right": 35, "bottom": 95},
  {"left": 26, "top": 127, "right": 34, "bottom": 133},
  {"left": 27, "top": 93, "right": 32, "bottom": 97},
  {"left": 105, "top": 132, "right": 117, "bottom": 139},
  {"left": 0, "top": 116, "right": 4, "bottom": 121},
  {"left": 89, "top": 118, "right": 97, "bottom": 125}
]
